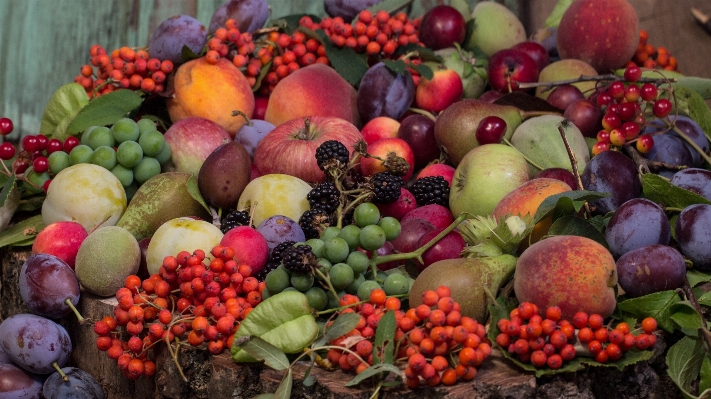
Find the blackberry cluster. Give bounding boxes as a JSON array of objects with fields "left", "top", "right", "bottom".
[
  {"left": 315, "top": 140, "right": 350, "bottom": 172},
  {"left": 255, "top": 240, "right": 296, "bottom": 281},
  {"left": 307, "top": 182, "right": 340, "bottom": 213},
  {"left": 221, "top": 210, "right": 252, "bottom": 233},
  {"left": 281, "top": 244, "right": 318, "bottom": 274},
  {"left": 370, "top": 172, "right": 404, "bottom": 203},
  {"left": 299, "top": 208, "right": 332, "bottom": 239},
  {"left": 411, "top": 176, "right": 450, "bottom": 206}
]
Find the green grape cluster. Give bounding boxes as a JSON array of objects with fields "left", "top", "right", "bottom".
[
  {"left": 48, "top": 117, "right": 171, "bottom": 199},
  {"left": 262, "top": 202, "right": 413, "bottom": 312}
]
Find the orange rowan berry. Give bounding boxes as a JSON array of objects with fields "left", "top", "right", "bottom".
[
  {"left": 369, "top": 288, "right": 387, "bottom": 306},
  {"left": 641, "top": 317, "right": 658, "bottom": 333},
  {"left": 385, "top": 296, "right": 401, "bottom": 310}
]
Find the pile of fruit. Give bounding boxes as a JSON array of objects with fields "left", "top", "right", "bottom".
[{"left": 1, "top": 0, "right": 711, "bottom": 398}]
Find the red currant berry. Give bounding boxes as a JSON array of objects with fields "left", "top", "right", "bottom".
[
  {"left": 596, "top": 91, "right": 613, "bottom": 107},
  {"left": 63, "top": 136, "right": 80, "bottom": 153},
  {"left": 21, "top": 135, "right": 39, "bottom": 152},
  {"left": 621, "top": 121, "right": 640, "bottom": 140},
  {"left": 602, "top": 112, "right": 621, "bottom": 131},
  {"left": 596, "top": 130, "right": 611, "bottom": 143},
  {"left": 46, "top": 139, "right": 63, "bottom": 154},
  {"left": 0, "top": 142, "right": 16, "bottom": 160},
  {"left": 653, "top": 99, "right": 672, "bottom": 118},
  {"left": 608, "top": 81, "right": 625, "bottom": 99},
  {"left": 623, "top": 65, "right": 642, "bottom": 82},
  {"left": 32, "top": 156, "right": 49, "bottom": 174},
  {"left": 617, "top": 102, "right": 636, "bottom": 121},
  {"left": 592, "top": 141, "right": 611, "bottom": 156},
  {"left": 624, "top": 84, "right": 641, "bottom": 102},
  {"left": 0, "top": 117, "right": 13, "bottom": 135},
  {"left": 640, "top": 83, "right": 658, "bottom": 102},
  {"left": 475, "top": 116, "right": 507, "bottom": 145},
  {"left": 35, "top": 134, "right": 49, "bottom": 151},
  {"left": 14, "top": 159, "right": 30, "bottom": 174}
]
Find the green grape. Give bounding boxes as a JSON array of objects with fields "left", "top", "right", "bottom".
[
  {"left": 80, "top": 126, "right": 98, "bottom": 146},
  {"left": 69, "top": 144, "right": 94, "bottom": 165},
  {"left": 138, "top": 130, "right": 166, "bottom": 157},
  {"left": 84, "top": 126, "right": 115, "bottom": 150},
  {"left": 154, "top": 140, "right": 172, "bottom": 164},
  {"left": 346, "top": 251, "right": 369, "bottom": 275},
  {"left": 265, "top": 268, "right": 290, "bottom": 293},
  {"left": 133, "top": 156, "right": 161, "bottom": 184},
  {"left": 290, "top": 272, "right": 314, "bottom": 292},
  {"left": 111, "top": 118, "right": 140, "bottom": 143},
  {"left": 110, "top": 164, "right": 134, "bottom": 187},
  {"left": 378, "top": 216, "right": 401, "bottom": 241},
  {"left": 305, "top": 238, "right": 325, "bottom": 258},
  {"left": 359, "top": 224, "right": 386, "bottom": 252},
  {"left": 24, "top": 167, "right": 49, "bottom": 194},
  {"left": 383, "top": 273, "right": 409, "bottom": 295},
  {"left": 277, "top": 264, "right": 292, "bottom": 277},
  {"left": 357, "top": 280, "right": 382, "bottom": 301},
  {"left": 315, "top": 258, "right": 332, "bottom": 280},
  {"left": 304, "top": 286, "right": 328, "bottom": 311},
  {"left": 338, "top": 224, "right": 361, "bottom": 252},
  {"left": 90, "top": 146, "right": 117, "bottom": 170},
  {"left": 261, "top": 287, "right": 272, "bottom": 300},
  {"left": 354, "top": 202, "right": 380, "bottom": 227},
  {"left": 282, "top": 287, "right": 298, "bottom": 292},
  {"left": 345, "top": 273, "right": 365, "bottom": 295},
  {"left": 320, "top": 226, "right": 341, "bottom": 241},
  {"left": 137, "top": 118, "right": 157, "bottom": 134},
  {"left": 323, "top": 236, "right": 350, "bottom": 264},
  {"left": 116, "top": 141, "right": 144, "bottom": 169},
  {"left": 329, "top": 263, "right": 354, "bottom": 291},
  {"left": 48, "top": 151, "right": 70, "bottom": 175}
]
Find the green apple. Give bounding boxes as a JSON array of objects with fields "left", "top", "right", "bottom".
[
  {"left": 449, "top": 144, "right": 531, "bottom": 217},
  {"left": 465, "top": 2, "right": 526, "bottom": 57},
  {"left": 237, "top": 173, "right": 312, "bottom": 227}
]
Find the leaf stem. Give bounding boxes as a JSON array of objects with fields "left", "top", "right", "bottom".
[{"left": 314, "top": 267, "right": 340, "bottom": 303}]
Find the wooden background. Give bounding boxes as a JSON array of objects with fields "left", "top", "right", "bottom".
[{"left": 0, "top": 0, "right": 709, "bottom": 142}]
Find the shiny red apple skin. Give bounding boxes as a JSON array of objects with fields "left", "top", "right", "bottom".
[
  {"left": 487, "top": 49, "right": 539, "bottom": 93},
  {"left": 32, "top": 221, "right": 88, "bottom": 270},
  {"left": 419, "top": 5, "right": 467, "bottom": 50},
  {"left": 360, "top": 137, "right": 416, "bottom": 181},
  {"left": 361, "top": 116, "right": 400, "bottom": 145},
  {"left": 414, "top": 66, "right": 463, "bottom": 114},
  {"left": 511, "top": 41, "right": 551, "bottom": 73}
]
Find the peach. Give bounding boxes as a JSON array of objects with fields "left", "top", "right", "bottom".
[
  {"left": 167, "top": 57, "right": 255, "bottom": 137},
  {"left": 535, "top": 59, "right": 598, "bottom": 100},
  {"left": 514, "top": 235, "right": 617, "bottom": 319},
  {"left": 264, "top": 64, "right": 360, "bottom": 128},
  {"left": 492, "top": 178, "right": 572, "bottom": 246},
  {"left": 361, "top": 116, "right": 400, "bottom": 145}
]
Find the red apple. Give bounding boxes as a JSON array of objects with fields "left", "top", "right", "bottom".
[
  {"left": 220, "top": 226, "right": 269, "bottom": 273},
  {"left": 164, "top": 117, "right": 232, "bottom": 176},
  {"left": 401, "top": 204, "right": 454, "bottom": 230},
  {"left": 250, "top": 164, "right": 262, "bottom": 181},
  {"left": 414, "top": 64, "right": 463, "bottom": 114},
  {"left": 511, "top": 41, "right": 551, "bottom": 73},
  {"left": 253, "top": 95, "right": 269, "bottom": 120},
  {"left": 478, "top": 90, "right": 504, "bottom": 103},
  {"left": 487, "top": 49, "right": 539, "bottom": 93},
  {"left": 391, "top": 218, "right": 436, "bottom": 254},
  {"left": 419, "top": 5, "right": 467, "bottom": 50},
  {"left": 416, "top": 163, "right": 455, "bottom": 187},
  {"left": 254, "top": 116, "right": 363, "bottom": 183},
  {"left": 417, "top": 228, "right": 465, "bottom": 272},
  {"left": 397, "top": 114, "right": 438, "bottom": 168},
  {"left": 360, "top": 137, "right": 416, "bottom": 181},
  {"left": 32, "top": 221, "right": 88, "bottom": 270},
  {"left": 361, "top": 116, "right": 400, "bottom": 145},
  {"left": 377, "top": 187, "right": 417, "bottom": 220}
]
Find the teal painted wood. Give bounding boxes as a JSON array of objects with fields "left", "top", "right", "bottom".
[{"left": 0, "top": 0, "right": 516, "bottom": 141}]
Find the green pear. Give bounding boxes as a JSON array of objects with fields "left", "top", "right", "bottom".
[
  {"left": 434, "top": 99, "right": 523, "bottom": 166},
  {"left": 510, "top": 114, "right": 591, "bottom": 175},
  {"left": 116, "top": 172, "right": 211, "bottom": 241},
  {"left": 408, "top": 255, "right": 517, "bottom": 322},
  {"left": 465, "top": 1, "right": 526, "bottom": 57},
  {"left": 536, "top": 59, "right": 599, "bottom": 100}
]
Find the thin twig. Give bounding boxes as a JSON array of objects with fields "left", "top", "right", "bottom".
[
  {"left": 681, "top": 276, "right": 711, "bottom": 353},
  {"left": 517, "top": 73, "right": 677, "bottom": 93},
  {"left": 557, "top": 123, "right": 590, "bottom": 218}
]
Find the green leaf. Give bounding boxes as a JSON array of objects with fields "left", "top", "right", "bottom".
[
  {"left": 366, "top": 0, "right": 413, "bottom": 15},
  {"left": 545, "top": 0, "right": 574, "bottom": 28},
  {"left": 231, "top": 291, "right": 319, "bottom": 362},
  {"left": 617, "top": 290, "right": 681, "bottom": 333},
  {"left": 0, "top": 174, "right": 16, "bottom": 208},
  {"left": 393, "top": 43, "right": 440, "bottom": 63},
  {"left": 547, "top": 215, "right": 609, "bottom": 249},
  {"left": 670, "top": 301, "right": 704, "bottom": 337},
  {"left": 409, "top": 63, "right": 433, "bottom": 81},
  {"left": 274, "top": 368, "right": 292, "bottom": 399},
  {"left": 0, "top": 214, "right": 44, "bottom": 249},
  {"left": 698, "top": 291, "right": 711, "bottom": 307},
  {"left": 237, "top": 336, "right": 290, "bottom": 370},
  {"left": 180, "top": 44, "right": 203, "bottom": 63},
  {"left": 533, "top": 190, "right": 608, "bottom": 225},
  {"left": 302, "top": 374, "right": 316, "bottom": 387},
  {"left": 345, "top": 362, "right": 402, "bottom": 387},
  {"left": 323, "top": 312, "right": 361, "bottom": 343},
  {"left": 251, "top": 394, "right": 275, "bottom": 399},
  {"left": 642, "top": 173, "right": 711, "bottom": 208},
  {"left": 39, "top": 83, "right": 90, "bottom": 141},
  {"left": 186, "top": 176, "right": 210, "bottom": 213},
  {"left": 382, "top": 59, "right": 407, "bottom": 75},
  {"left": 667, "top": 336, "right": 705, "bottom": 399},
  {"left": 316, "top": 30, "right": 368, "bottom": 87},
  {"left": 701, "top": 355, "right": 711, "bottom": 394},
  {"left": 689, "top": 270, "right": 711, "bottom": 288},
  {"left": 373, "top": 310, "right": 396, "bottom": 365},
  {"left": 675, "top": 76, "right": 711, "bottom": 100},
  {"left": 674, "top": 86, "right": 711, "bottom": 139},
  {"left": 272, "top": 14, "right": 321, "bottom": 34},
  {"left": 66, "top": 89, "right": 143, "bottom": 135}
]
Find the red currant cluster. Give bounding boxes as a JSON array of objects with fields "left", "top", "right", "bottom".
[
  {"left": 93, "top": 246, "right": 266, "bottom": 380},
  {"left": 495, "top": 301, "right": 659, "bottom": 369},
  {"left": 326, "top": 286, "right": 490, "bottom": 388},
  {"left": 591, "top": 64, "right": 673, "bottom": 156},
  {"left": 75, "top": 45, "right": 174, "bottom": 98}
]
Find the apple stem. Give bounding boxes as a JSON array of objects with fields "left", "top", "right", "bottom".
[
  {"left": 313, "top": 267, "right": 340, "bottom": 301},
  {"left": 64, "top": 297, "right": 85, "bottom": 324},
  {"left": 501, "top": 138, "right": 544, "bottom": 171},
  {"left": 556, "top": 124, "right": 591, "bottom": 218}
]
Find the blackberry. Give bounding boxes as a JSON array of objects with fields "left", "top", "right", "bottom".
[
  {"left": 255, "top": 241, "right": 296, "bottom": 281},
  {"left": 221, "top": 210, "right": 251, "bottom": 233},
  {"left": 370, "top": 172, "right": 404, "bottom": 204},
  {"left": 315, "top": 140, "right": 349, "bottom": 172},
  {"left": 307, "top": 182, "right": 340, "bottom": 213},
  {"left": 411, "top": 176, "right": 450, "bottom": 206},
  {"left": 299, "top": 208, "right": 332, "bottom": 239},
  {"left": 281, "top": 244, "right": 318, "bottom": 274}
]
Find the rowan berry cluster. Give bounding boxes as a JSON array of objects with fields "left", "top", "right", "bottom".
[
  {"left": 495, "top": 301, "right": 659, "bottom": 369},
  {"left": 326, "top": 286, "right": 490, "bottom": 389},
  {"left": 93, "top": 245, "right": 266, "bottom": 380},
  {"left": 627, "top": 30, "right": 679, "bottom": 72},
  {"left": 74, "top": 45, "right": 174, "bottom": 98}
]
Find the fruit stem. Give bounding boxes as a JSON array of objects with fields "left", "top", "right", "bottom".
[
  {"left": 670, "top": 124, "right": 711, "bottom": 166},
  {"left": 501, "top": 138, "right": 545, "bottom": 171},
  {"left": 231, "top": 110, "right": 252, "bottom": 126},
  {"left": 406, "top": 107, "right": 437, "bottom": 121},
  {"left": 52, "top": 361, "right": 69, "bottom": 381},
  {"left": 64, "top": 297, "right": 85, "bottom": 324},
  {"left": 314, "top": 267, "right": 341, "bottom": 303}
]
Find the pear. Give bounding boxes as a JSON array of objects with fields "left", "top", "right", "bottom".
[
  {"left": 465, "top": 2, "right": 526, "bottom": 57},
  {"left": 434, "top": 99, "right": 523, "bottom": 166},
  {"left": 198, "top": 140, "right": 251, "bottom": 210},
  {"left": 510, "top": 114, "right": 590, "bottom": 175},
  {"left": 116, "top": 172, "right": 211, "bottom": 241},
  {"left": 408, "top": 255, "right": 517, "bottom": 322}
]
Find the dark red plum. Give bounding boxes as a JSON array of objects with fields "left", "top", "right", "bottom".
[
  {"left": 546, "top": 84, "right": 585, "bottom": 111},
  {"left": 19, "top": 253, "right": 81, "bottom": 319},
  {"left": 208, "top": 0, "right": 269, "bottom": 34},
  {"left": 604, "top": 198, "right": 670, "bottom": 258},
  {"left": 616, "top": 244, "right": 686, "bottom": 297},
  {"left": 391, "top": 218, "right": 436, "bottom": 254},
  {"left": 357, "top": 62, "right": 415, "bottom": 124},
  {"left": 670, "top": 168, "right": 711, "bottom": 200},
  {"left": 148, "top": 15, "right": 207, "bottom": 65},
  {"left": 675, "top": 204, "right": 711, "bottom": 271},
  {"left": 43, "top": 367, "right": 105, "bottom": 399},
  {"left": 645, "top": 133, "right": 694, "bottom": 178},
  {"left": 419, "top": 5, "right": 467, "bottom": 50},
  {"left": 417, "top": 228, "right": 465, "bottom": 272},
  {"left": 0, "top": 314, "right": 72, "bottom": 375},
  {"left": 397, "top": 114, "right": 438, "bottom": 168},
  {"left": 0, "top": 363, "right": 44, "bottom": 399},
  {"left": 563, "top": 99, "right": 603, "bottom": 138},
  {"left": 401, "top": 204, "right": 454, "bottom": 229},
  {"left": 581, "top": 150, "right": 641, "bottom": 215}
]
